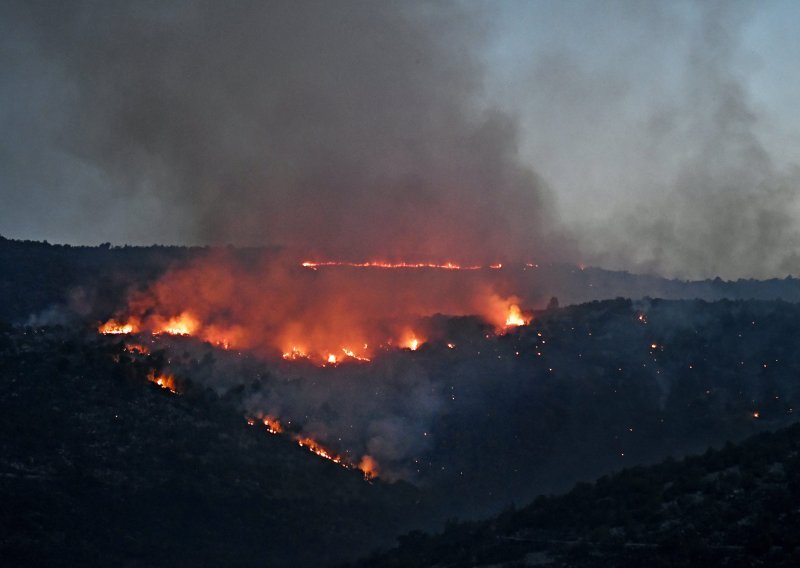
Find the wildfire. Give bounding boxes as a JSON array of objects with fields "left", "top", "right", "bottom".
[
  {"left": 282, "top": 346, "right": 309, "bottom": 360},
  {"left": 297, "top": 436, "right": 344, "bottom": 464},
  {"left": 301, "top": 260, "right": 485, "bottom": 270},
  {"left": 358, "top": 455, "right": 380, "bottom": 480},
  {"left": 399, "top": 329, "right": 423, "bottom": 351},
  {"left": 262, "top": 416, "right": 284, "bottom": 434},
  {"left": 505, "top": 304, "right": 528, "bottom": 327},
  {"left": 147, "top": 370, "right": 177, "bottom": 393},
  {"left": 155, "top": 312, "right": 199, "bottom": 336},
  {"left": 124, "top": 343, "right": 150, "bottom": 355},
  {"left": 249, "top": 414, "right": 379, "bottom": 479},
  {"left": 342, "top": 348, "right": 371, "bottom": 362},
  {"left": 99, "top": 318, "right": 139, "bottom": 335},
  {"left": 99, "top": 253, "right": 549, "bottom": 367}
]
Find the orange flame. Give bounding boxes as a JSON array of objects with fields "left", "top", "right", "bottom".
[
  {"left": 124, "top": 343, "right": 150, "bottom": 355},
  {"left": 358, "top": 455, "right": 380, "bottom": 480},
  {"left": 99, "top": 318, "right": 139, "bottom": 335},
  {"left": 302, "top": 260, "right": 485, "bottom": 270},
  {"left": 282, "top": 346, "right": 309, "bottom": 360},
  {"left": 262, "top": 416, "right": 284, "bottom": 434},
  {"left": 296, "top": 436, "right": 344, "bottom": 465},
  {"left": 249, "top": 412, "right": 379, "bottom": 479},
  {"left": 505, "top": 304, "right": 527, "bottom": 327},
  {"left": 154, "top": 312, "right": 199, "bottom": 336},
  {"left": 399, "top": 328, "right": 423, "bottom": 351},
  {"left": 147, "top": 370, "right": 177, "bottom": 393},
  {"left": 105, "top": 253, "right": 547, "bottom": 364}
]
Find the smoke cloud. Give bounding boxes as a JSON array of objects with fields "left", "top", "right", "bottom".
[
  {"left": 2, "top": 0, "right": 566, "bottom": 264},
  {"left": 3, "top": 1, "right": 799, "bottom": 278},
  {"left": 496, "top": 0, "right": 800, "bottom": 279},
  {"left": 587, "top": 1, "right": 800, "bottom": 279}
]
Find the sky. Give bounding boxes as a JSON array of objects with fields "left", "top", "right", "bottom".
[{"left": 1, "top": 0, "right": 799, "bottom": 279}]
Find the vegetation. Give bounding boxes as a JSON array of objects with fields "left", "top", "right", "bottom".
[
  {"left": 353, "top": 422, "right": 800, "bottom": 567},
  {"left": 0, "top": 327, "right": 420, "bottom": 567}
]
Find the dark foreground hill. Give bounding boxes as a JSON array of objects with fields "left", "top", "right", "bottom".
[
  {"left": 352, "top": 422, "right": 800, "bottom": 567},
  {"left": 0, "top": 326, "right": 420, "bottom": 567}
]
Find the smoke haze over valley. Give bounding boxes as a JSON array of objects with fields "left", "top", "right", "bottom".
[{"left": 3, "top": 1, "right": 800, "bottom": 277}]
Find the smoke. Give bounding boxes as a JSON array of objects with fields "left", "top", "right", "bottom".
[
  {"left": 118, "top": 249, "right": 537, "bottom": 361},
  {"left": 503, "top": 0, "right": 800, "bottom": 279},
  {"left": 4, "top": 1, "right": 799, "bottom": 277},
  {"left": 2, "top": 0, "right": 568, "bottom": 264},
  {"left": 592, "top": 1, "right": 800, "bottom": 279}
]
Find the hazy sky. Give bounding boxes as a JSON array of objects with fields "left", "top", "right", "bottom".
[{"left": 1, "top": 0, "right": 799, "bottom": 278}]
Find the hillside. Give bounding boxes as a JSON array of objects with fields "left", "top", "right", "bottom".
[
  {"left": 3, "top": 237, "right": 800, "bottom": 325},
  {"left": 353, "top": 422, "right": 800, "bottom": 567},
  {"left": 0, "top": 325, "right": 420, "bottom": 567},
  {"left": 160, "top": 297, "right": 800, "bottom": 521}
]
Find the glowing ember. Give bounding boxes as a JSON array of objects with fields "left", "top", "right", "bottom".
[
  {"left": 147, "top": 371, "right": 177, "bottom": 393},
  {"left": 99, "top": 318, "right": 139, "bottom": 335},
  {"left": 753, "top": 411, "right": 760, "bottom": 419},
  {"left": 124, "top": 343, "right": 150, "bottom": 355},
  {"left": 447, "top": 342, "right": 456, "bottom": 349},
  {"left": 505, "top": 304, "right": 527, "bottom": 327}
]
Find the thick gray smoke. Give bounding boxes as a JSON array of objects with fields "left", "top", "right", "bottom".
[
  {"left": 1, "top": 0, "right": 567, "bottom": 264},
  {"left": 3, "top": 1, "right": 798, "bottom": 278}
]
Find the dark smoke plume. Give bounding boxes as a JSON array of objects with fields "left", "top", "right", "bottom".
[{"left": 2, "top": 0, "right": 568, "bottom": 264}]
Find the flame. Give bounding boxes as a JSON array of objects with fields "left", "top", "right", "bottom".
[
  {"left": 262, "top": 416, "right": 284, "bottom": 434},
  {"left": 282, "top": 346, "right": 309, "bottom": 360},
  {"left": 104, "top": 253, "right": 550, "bottom": 365},
  {"left": 296, "top": 436, "right": 345, "bottom": 464},
  {"left": 505, "top": 304, "right": 527, "bottom": 327},
  {"left": 147, "top": 370, "right": 177, "bottom": 393},
  {"left": 99, "top": 318, "right": 139, "bottom": 335},
  {"left": 342, "top": 348, "right": 371, "bottom": 362},
  {"left": 250, "top": 414, "right": 380, "bottom": 479},
  {"left": 302, "top": 260, "right": 485, "bottom": 270},
  {"left": 358, "top": 455, "right": 380, "bottom": 480},
  {"left": 155, "top": 312, "right": 199, "bottom": 336},
  {"left": 399, "top": 329, "right": 423, "bottom": 351},
  {"left": 124, "top": 343, "right": 150, "bottom": 355}
]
